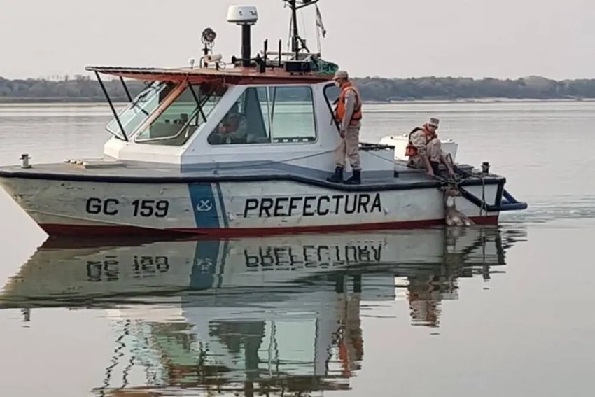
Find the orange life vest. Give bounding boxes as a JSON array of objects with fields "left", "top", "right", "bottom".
[
  {"left": 335, "top": 83, "right": 362, "bottom": 126},
  {"left": 405, "top": 126, "right": 435, "bottom": 157}
]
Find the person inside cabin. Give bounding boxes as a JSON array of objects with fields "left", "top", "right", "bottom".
[
  {"left": 327, "top": 70, "right": 363, "bottom": 185},
  {"left": 407, "top": 117, "right": 455, "bottom": 178},
  {"left": 207, "top": 103, "right": 247, "bottom": 145}
]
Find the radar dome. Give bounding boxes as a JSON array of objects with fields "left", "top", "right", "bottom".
[{"left": 226, "top": 5, "right": 258, "bottom": 25}]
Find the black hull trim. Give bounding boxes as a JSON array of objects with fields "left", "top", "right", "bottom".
[
  {"left": 0, "top": 168, "right": 505, "bottom": 192},
  {"left": 459, "top": 185, "right": 528, "bottom": 212}
]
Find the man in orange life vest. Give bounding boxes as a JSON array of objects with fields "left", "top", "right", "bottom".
[
  {"left": 407, "top": 117, "right": 455, "bottom": 177},
  {"left": 327, "top": 70, "right": 363, "bottom": 185}
]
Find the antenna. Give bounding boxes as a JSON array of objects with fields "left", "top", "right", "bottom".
[{"left": 283, "top": 0, "right": 321, "bottom": 59}]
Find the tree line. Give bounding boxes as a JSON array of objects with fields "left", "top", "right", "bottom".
[{"left": 1, "top": 74, "right": 594, "bottom": 103}]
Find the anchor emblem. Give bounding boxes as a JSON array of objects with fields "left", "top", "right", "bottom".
[{"left": 195, "top": 199, "right": 213, "bottom": 212}]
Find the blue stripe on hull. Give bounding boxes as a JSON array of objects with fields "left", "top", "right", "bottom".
[{"left": 188, "top": 183, "right": 220, "bottom": 228}]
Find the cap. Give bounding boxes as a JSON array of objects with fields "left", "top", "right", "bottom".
[
  {"left": 334, "top": 70, "right": 349, "bottom": 80},
  {"left": 428, "top": 117, "right": 439, "bottom": 128}
]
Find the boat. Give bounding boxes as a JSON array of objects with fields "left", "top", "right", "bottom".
[
  {"left": 0, "top": 227, "right": 524, "bottom": 395},
  {"left": 0, "top": 1, "right": 528, "bottom": 237}
]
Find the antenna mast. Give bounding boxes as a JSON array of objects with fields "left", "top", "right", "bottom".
[
  {"left": 284, "top": 0, "right": 320, "bottom": 59},
  {"left": 289, "top": 0, "right": 299, "bottom": 58}
]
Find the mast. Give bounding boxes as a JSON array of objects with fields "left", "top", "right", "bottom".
[
  {"left": 289, "top": 0, "right": 299, "bottom": 58},
  {"left": 284, "top": 0, "right": 321, "bottom": 58}
]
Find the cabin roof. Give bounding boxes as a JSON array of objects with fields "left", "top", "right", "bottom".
[{"left": 85, "top": 65, "right": 334, "bottom": 85}]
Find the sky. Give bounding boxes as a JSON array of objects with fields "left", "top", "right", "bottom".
[{"left": 0, "top": 0, "right": 593, "bottom": 80}]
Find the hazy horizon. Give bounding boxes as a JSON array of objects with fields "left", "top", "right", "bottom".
[{"left": 2, "top": 0, "right": 593, "bottom": 80}]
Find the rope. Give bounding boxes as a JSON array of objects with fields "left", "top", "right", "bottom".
[
  {"left": 364, "top": 147, "right": 399, "bottom": 164},
  {"left": 210, "top": 148, "right": 337, "bottom": 171}
]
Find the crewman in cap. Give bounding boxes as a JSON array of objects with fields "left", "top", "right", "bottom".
[
  {"left": 406, "top": 117, "right": 455, "bottom": 177},
  {"left": 327, "top": 70, "right": 363, "bottom": 184}
]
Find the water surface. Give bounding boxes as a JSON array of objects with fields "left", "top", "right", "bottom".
[{"left": 0, "top": 101, "right": 594, "bottom": 396}]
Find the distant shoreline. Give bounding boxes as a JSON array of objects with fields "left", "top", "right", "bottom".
[
  {"left": 2, "top": 75, "right": 595, "bottom": 103},
  {"left": 1, "top": 98, "right": 593, "bottom": 105}
]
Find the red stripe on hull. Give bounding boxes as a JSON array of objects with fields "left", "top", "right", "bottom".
[{"left": 39, "top": 216, "right": 499, "bottom": 238}]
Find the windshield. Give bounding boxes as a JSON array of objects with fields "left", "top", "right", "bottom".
[
  {"left": 106, "top": 82, "right": 176, "bottom": 140},
  {"left": 134, "top": 82, "right": 228, "bottom": 146}
]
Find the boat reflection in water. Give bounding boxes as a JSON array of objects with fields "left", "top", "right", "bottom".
[{"left": 1, "top": 226, "right": 525, "bottom": 396}]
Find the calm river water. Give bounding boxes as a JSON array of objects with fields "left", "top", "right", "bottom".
[{"left": 0, "top": 101, "right": 594, "bottom": 396}]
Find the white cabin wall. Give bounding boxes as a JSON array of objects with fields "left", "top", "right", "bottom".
[
  {"left": 309, "top": 83, "right": 341, "bottom": 171},
  {"left": 100, "top": 82, "right": 394, "bottom": 172},
  {"left": 181, "top": 83, "right": 336, "bottom": 171},
  {"left": 103, "top": 137, "right": 121, "bottom": 159},
  {"left": 104, "top": 137, "right": 183, "bottom": 164},
  {"left": 178, "top": 82, "right": 395, "bottom": 172}
]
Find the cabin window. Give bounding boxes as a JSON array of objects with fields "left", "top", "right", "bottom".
[
  {"left": 207, "top": 85, "right": 316, "bottom": 145},
  {"left": 268, "top": 86, "right": 317, "bottom": 143},
  {"left": 134, "top": 83, "right": 228, "bottom": 145},
  {"left": 207, "top": 87, "right": 270, "bottom": 145},
  {"left": 323, "top": 83, "right": 340, "bottom": 109},
  {"left": 106, "top": 82, "right": 176, "bottom": 140}
]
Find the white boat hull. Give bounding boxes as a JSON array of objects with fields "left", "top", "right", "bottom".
[{"left": 0, "top": 176, "right": 500, "bottom": 236}]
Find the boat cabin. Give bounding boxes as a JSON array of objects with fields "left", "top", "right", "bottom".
[{"left": 88, "top": 4, "right": 395, "bottom": 174}]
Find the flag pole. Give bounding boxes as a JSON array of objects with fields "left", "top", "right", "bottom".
[{"left": 315, "top": 3, "right": 326, "bottom": 56}]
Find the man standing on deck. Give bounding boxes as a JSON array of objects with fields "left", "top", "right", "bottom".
[{"left": 327, "top": 70, "right": 363, "bottom": 185}]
